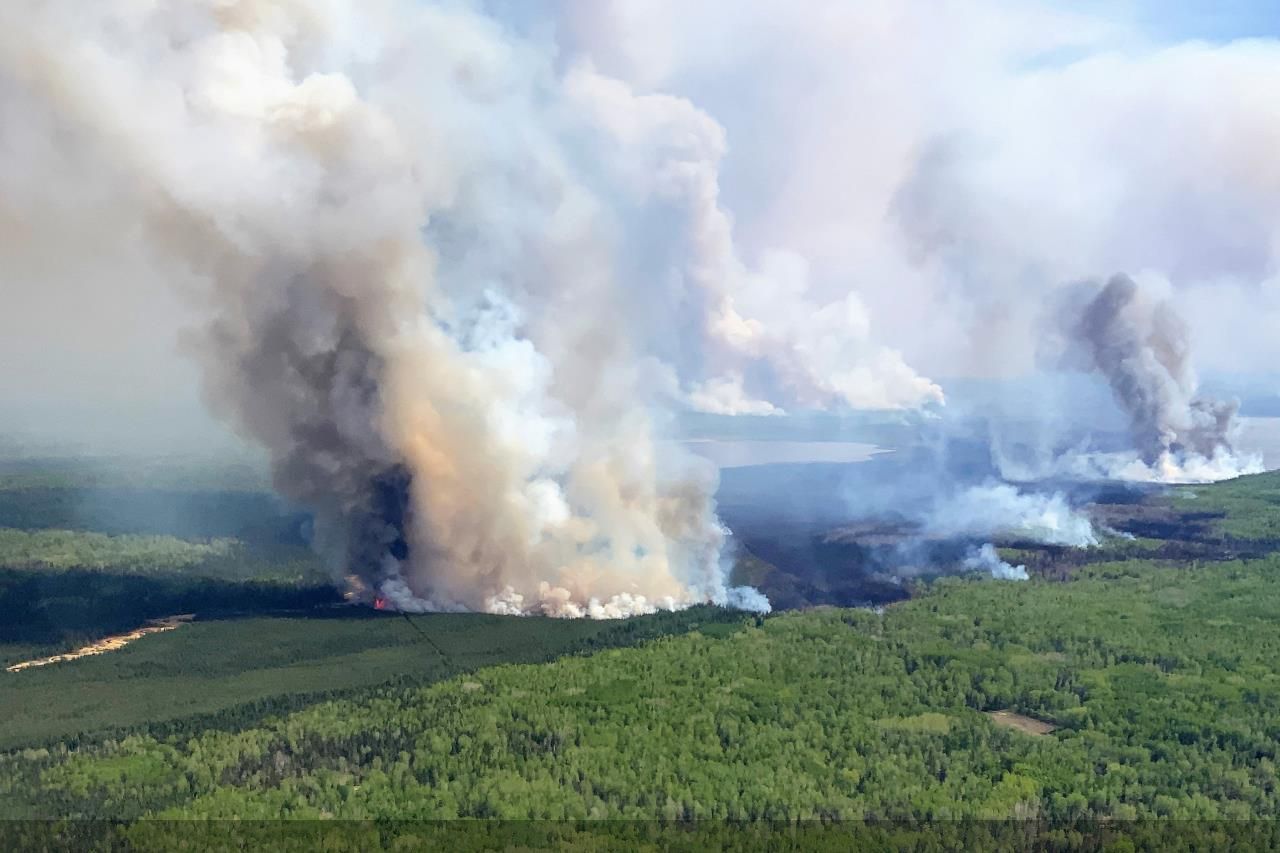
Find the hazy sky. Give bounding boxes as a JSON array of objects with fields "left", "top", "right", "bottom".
[{"left": 2, "top": 0, "right": 1278, "bottom": 456}]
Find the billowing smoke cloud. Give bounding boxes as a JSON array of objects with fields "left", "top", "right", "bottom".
[
  {"left": 7, "top": 1, "right": 1278, "bottom": 612},
  {"left": 962, "top": 544, "right": 1028, "bottom": 582},
  {"left": 1057, "top": 274, "right": 1262, "bottom": 483},
  {"left": 551, "top": 1, "right": 1280, "bottom": 408},
  {"left": 1, "top": 0, "right": 839, "bottom": 616},
  {"left": 560, "top": 68, "right": 944, "bottom": 412}
]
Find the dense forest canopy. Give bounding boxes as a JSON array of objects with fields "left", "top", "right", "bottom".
[
  {"left": 7, "top": 555, "right": 1280, "bottom": 824},
  {"left": 3, "top": 462, "right": 1280, "bottom": 852}
]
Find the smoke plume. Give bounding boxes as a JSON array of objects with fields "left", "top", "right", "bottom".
[
  {"left": 962, "top": 544, "right": 1028, "bottom": 582},
  {"left": 0, "top": 0, "right": 830, "bottom": 616},
  {"left": 6, "top": 1, "right": 1278, "bottom": 613},
  {"left": 1061, "top": 274, "right": 1261, "bottom": 483}
]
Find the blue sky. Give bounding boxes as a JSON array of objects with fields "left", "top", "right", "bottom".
[{"left": 1104, "top": 0, "right": 1280, "bottom": 42}]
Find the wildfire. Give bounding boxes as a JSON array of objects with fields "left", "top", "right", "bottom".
[{"left": 373, "top": 596, "right": 387, "bottom": 611}]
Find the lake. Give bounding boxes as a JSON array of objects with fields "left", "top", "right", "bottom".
[{"left": 683, "top": 416, "right": 1280, "bottom": 472}]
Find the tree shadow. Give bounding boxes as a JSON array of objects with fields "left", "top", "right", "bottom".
[{"left": 0, "top": 567, "right": 340, "bottom": 645}]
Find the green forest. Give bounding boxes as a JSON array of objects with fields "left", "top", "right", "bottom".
[
  {"left": 4, "top": 460, "right": 1280, "bottom": 849},
  {"left": 8, "top": 553, "right": 1280, "bottom": 826}
]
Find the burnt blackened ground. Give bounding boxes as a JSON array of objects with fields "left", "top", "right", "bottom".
[
  {"left": 719, "top": 448, "right": 1002, "bottom": 609},
  {"left": 728, "top": 519, "right": 915, "bottom": 610},
  {"left": 723, "top": 461, "right": 1280, "bottom": 610}
]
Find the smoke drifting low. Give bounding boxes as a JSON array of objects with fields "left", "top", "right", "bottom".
[
  {"left": 963, "top": 544, "right": 1028, "bottom": 582},
  {"left": 929, "top": 484, "right": 1097, "bottom": 549},
  {"left": 936, "top": 483, "right": 1094, "bottom": 583},
  {"left": 844, "top": 270, "right": 1256, "bottom": 580}
]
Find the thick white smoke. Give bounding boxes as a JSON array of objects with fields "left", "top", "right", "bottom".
[
  {"left": 962, "top": 543, "right": 1028, "bottom": 582},
  {"left": 724, "top": 584, "right": 772, "bottom": 614},
  {"left": 6, "top": 1, "right": 1278, "bottom": 613},
  {"left": 928, "top": 483, "right": 1098, "bottom": 548}
]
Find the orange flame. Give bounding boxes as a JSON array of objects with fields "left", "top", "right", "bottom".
[{"left": 373, "top": 596, "right": 387, "bottom": 611}]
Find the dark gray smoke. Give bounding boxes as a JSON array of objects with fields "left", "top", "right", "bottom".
[
  {"left": 1064, "top": 273, "right": 1256, "bottom": 480},
  {"left": 204, "top": 281, "right": 413, "bottom": 592}
]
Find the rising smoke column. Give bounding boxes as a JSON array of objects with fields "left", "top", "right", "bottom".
[
  {"left": 1066, "top": 274, "right": 1260, "bottom": 482},
  {"left": 0, "top": 0, "right": 805, "bottom": 616}
]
